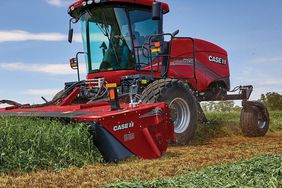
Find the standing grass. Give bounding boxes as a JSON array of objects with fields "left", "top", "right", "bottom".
[
  {"left": 0, "top": 117, "right": 101, "bottom": 173},
  {"left": 269, "top": 111, "right": 282, "bottom": 131},
  {"left": 193, "top": 111, "right": 282, "bottom": 145}
]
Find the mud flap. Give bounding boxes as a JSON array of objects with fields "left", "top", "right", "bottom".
[
  {"left": 89, "top": 123, "right": 133, "bottom": 162},
  {"left": 197, "top": 102, "right": 208, "bottom": 123}
]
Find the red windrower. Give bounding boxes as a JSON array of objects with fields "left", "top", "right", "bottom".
[{"left": 0, "top": 0, "right": 269, "bottom": 162}]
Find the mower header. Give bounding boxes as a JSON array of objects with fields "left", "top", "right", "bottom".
[
  {"left": 0, "top": 100, "right": 174, "bottom": 162},
  {"left": 68, "top": 0, "right": 169, "bottom": 18}
]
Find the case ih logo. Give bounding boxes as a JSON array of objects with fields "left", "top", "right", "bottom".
[
  {"left": 208, "top": 56, "right": 227, "bottom": 65},
  {"left": 113, "top": 121, "right": 134, "bottom": 132}
]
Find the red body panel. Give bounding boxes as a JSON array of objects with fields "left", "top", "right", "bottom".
[
  {"left": 168, "top": 38, "right": 230, "bottom": 91},
  {"left": 76, "top": 103, "right": 174, "bottom": 159},
  {"left": 0, "top": 102, "right": 174, "bottom": 160}
]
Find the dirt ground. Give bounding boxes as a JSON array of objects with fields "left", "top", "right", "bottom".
[{"left": 0, "top": 132, "right": 281, "bottom": 188}]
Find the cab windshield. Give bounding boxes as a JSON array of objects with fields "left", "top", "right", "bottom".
[{"left": 81, "top": 7, "right": 160, "bottom": 73}]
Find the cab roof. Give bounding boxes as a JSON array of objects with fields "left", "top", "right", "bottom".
[{"left": 68, "top": 0, "right": 170, "bottom": 19}]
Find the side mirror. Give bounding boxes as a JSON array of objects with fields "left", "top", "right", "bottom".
[
  {"left": 152, "top": 1, "right": 162, "bottom": 20},
  {"left": 69, "top": 58, "right": 78, "bottom": 70},
  {"left": 68, "top": 18, "right": 78, "bottom": 43},
  {"left": 68, "top": 28, "right": 74, "bottom": 43}
]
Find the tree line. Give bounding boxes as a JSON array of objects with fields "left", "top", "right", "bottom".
[{"left": 261, "top": 92, "right": 282, "bottom": 111}]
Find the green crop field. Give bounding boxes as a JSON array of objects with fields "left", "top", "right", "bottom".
[
  {"left": 0, "top": 111, "right": 281, "bottom": 187},
  {"left": 0, "top": 117, "right": 101, "bottom": 172}
]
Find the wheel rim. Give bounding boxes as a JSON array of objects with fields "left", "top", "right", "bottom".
[
  {"left": 169, "top": 98, "right": 191, "bottom": 134},
  {"left": 258, "top": 120, "right": 266, "bottom": 129},
  {"left": 257, "top": 112, "right": 267, "bottom": 129}
]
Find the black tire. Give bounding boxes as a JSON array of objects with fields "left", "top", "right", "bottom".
[
  {"left": 240, "top": 101, "right": 269, "bottom": 137},
  {"left": 141, "top": 79, "right": 198, "bottom": 145},
  {"left": 52, "top": 89, "right": 66, "bottom": 102}
]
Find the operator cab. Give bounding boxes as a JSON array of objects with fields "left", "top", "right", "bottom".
[{"left": 68, "top": 1, "right": 169, "bottom": 75}]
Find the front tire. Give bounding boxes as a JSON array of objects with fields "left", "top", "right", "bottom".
[
  {"left": 141, "top": 79, "right": 198, "bottom": 145},
  {"left": 52, "top": 89, "right": 65, "bottom": 102}
]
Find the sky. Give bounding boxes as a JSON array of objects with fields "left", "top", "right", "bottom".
[{"left": 0, "top": 0, "right": 282, "bottom": 106}]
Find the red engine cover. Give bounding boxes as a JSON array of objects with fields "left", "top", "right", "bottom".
[{"left": 169, "top": 38, "right": 230, "bottom": 91}]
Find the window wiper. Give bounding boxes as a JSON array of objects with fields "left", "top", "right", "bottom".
[
  {"left": 98, "top": 12, "right": 119, "bottom": 65},
  {"left": 96, "top": 23, "right": 107, "bottom": 36}
]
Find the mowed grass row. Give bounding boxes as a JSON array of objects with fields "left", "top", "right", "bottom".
[
  {"left": 0, "top": 117, "right": 101, "bottom": 173},
  {"left": 104, "top": 154, "right": 282, "bottom": 188},
  {"left": 1, "top": 132, "right": 281, "bottom": 187}
]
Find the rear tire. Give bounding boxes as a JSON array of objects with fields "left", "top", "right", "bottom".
[
  {"left": 240, "top": 101, "right": 269, "bottom": 137},
  {"left": 141, "top": 79, "right": 198, "bottom": 145}
]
